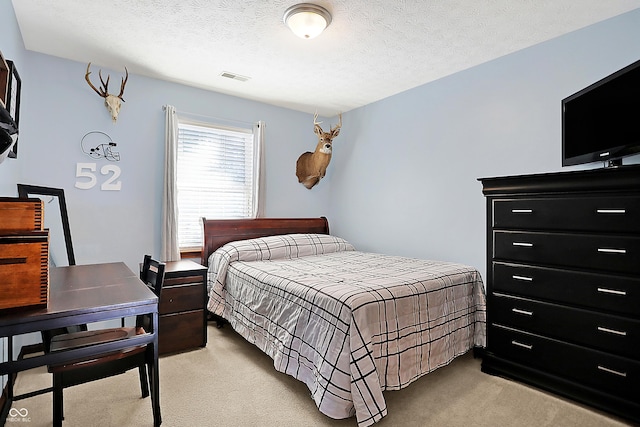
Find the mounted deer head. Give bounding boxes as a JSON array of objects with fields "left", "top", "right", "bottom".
[
  {"left": 85, "top": 63, "right": 129, "bottom": 123},
  {"left": 295, "top": 113, "right": 342, "bottom": 189}
]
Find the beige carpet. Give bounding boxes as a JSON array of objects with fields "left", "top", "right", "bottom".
[{"left": 10, "top": 324, "right": 634, "bottom": 427}]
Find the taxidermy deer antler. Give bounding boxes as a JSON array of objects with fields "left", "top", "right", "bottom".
[
  {"left": 296, "top": 113, "right": 342, "bottom": 189},
  {"left": 85, "top": 62, "right": 129, "bottom": 122}
]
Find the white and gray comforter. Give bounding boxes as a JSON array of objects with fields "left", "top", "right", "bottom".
[{"left": 207, "top": 234, "right": 486, "bottom": 426}]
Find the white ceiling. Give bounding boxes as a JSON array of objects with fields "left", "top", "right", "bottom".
[{"left": 11, "top": 1, "right": 640, "bottom": 117}]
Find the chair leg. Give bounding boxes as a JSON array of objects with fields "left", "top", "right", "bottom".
[
  {"left": 139, "top": 364, "right": 150, "bottom": 398},
  {"left": 53, "top": 373, "right": 64, "bottom": 427}
]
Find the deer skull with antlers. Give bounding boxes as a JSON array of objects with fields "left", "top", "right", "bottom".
[
  {"left": 295, "top": 113, "right": 342, "bottom": 189},
  {"left": 85, "top": 63, "right": 129, "bottom": 123}
]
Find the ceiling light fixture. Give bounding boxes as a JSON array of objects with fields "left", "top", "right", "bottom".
[{"left": 283, "top": 3, "right": 332, "bottom": 39}]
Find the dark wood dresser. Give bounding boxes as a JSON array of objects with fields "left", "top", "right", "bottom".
[
  {"left": 479, "top": 165, "right": 640, "bottom": 423},
  {"left": 159, "top": 260, "right": 208, "bottom": 355}
]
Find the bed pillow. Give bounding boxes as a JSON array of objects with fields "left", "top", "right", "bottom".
[
  {"left": 208, "top": 233, "right": 354, "bottom": 296},
  {"left": 212, "top": 233, "right": 353, "bottom": 266}
]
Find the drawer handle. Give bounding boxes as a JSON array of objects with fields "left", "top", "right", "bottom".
[
  {"left": 511, "top": 340, "right": 533, "bottom": 350},
  {"left": 597, "top": 326, "right": 627, "bottom": 336},
  {"left": 596, "top": 209, "right": 626, "bottom": 214},
  {"left": 512, "top": 308, "right": 533, "bottom": 316},
  {"left": 597, "top": 287, "right": 627, "bottom": 296},
  {"left": 512, "top": 275, "right": 533, "bottom": 282},
  {"left": 597, "top": 365, "right": 627, "bottom": 378},
  {"left": 597, "top": 248, "right": 627, "bottom": 254},
  {"left": 511, "top": 209, "right": 533, "bottom": 213},
  {"left": 512, "top": 242, "right": 533, "bottom": 247}
]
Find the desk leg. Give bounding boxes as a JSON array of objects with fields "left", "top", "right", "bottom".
[
  {"left": 7, "top": 335, "right": 13, "bottom": 400},
  {"left": 150, "top": 312, "right": 161, "bottom": 426},
  {"left": 1, "top": 336, "right": 14, "bottom": 425}
]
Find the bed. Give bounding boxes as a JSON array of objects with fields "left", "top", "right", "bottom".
[{"left": 202, "top": 217, "right": 486, "bottom": 427}]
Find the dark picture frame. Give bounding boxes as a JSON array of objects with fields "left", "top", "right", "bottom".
[
  {"left": 17, "top": 184, "right": 76, "bottom": 266},
  {"left": 5, "top": 60, "right": 21, "bottom": 158}
]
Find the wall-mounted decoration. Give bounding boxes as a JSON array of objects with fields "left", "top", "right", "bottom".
[
  {"left": 0, "top": 97, "right": 18, "bottom": 164},
  {"left": 75, "top": 162, "right": 122, "bottom": 191},
  {"left": 81, "top": 131, "right": 120, "bottom": 161},
  {"left": 0, "top": 129, "right": 17, "bottom": 164},
  {"left": 0, "top": 51, "right": 19, "bottom": 163},
  {"left": 0, "top": 50, "right": 8, "bottom": 107},
  {"left": 295, "top": 113, "right": 342, "bottom": 189},
  {"left": 5, "top": 60, "right": 21, "bottom": 158},
  {"left": 84, "top": 62, "right": 128, "bottom": 123},
  {"left": 76, "top": 131, "right": 122, "bottom": 190}
]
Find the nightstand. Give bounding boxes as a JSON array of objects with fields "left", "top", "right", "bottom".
[{"left": 159, "top": 260, "right": 208, "bottom": 355}]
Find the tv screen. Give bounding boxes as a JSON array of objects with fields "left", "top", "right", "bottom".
[{"left": 562, "top": 59, "right": 640, "bottom": 167}]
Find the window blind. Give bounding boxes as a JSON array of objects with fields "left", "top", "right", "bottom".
[{"left": 177, "top": 120, "right": 255, "bottom": 249}]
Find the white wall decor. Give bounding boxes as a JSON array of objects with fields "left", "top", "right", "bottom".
[
  {"left": 76, "top": 131, "right": 122, "bottom": 190},
  {"left": 81, "top": 131, "right": 120, "bottom": 161},
  {"left": 75, "top": 162, "right": 122, "bottom": 191}
]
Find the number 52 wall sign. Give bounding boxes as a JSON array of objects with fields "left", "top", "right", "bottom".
[{"left": 75, "top": 162, "right": 122, "bottom": 191}]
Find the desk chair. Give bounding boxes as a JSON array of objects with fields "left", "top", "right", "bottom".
[{"left": 46, "top": 255, "right": 165, "bottom": 426}]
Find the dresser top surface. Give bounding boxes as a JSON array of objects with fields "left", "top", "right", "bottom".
[
  {"left": 479, "top": 165, "right": 640, "bottom": 195},
  {"left": 164, "top": 259, "right": 207, "bottom": 275}
]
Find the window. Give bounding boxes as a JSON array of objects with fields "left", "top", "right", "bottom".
[{"left": 177, "top": 119, "right": 257, "bottom": 250}]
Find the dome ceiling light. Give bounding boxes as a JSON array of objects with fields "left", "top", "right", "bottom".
[{"left": 283, "top": 3, "right": 332, "bottom": 39}]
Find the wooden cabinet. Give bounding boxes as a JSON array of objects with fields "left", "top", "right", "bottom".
[
  {"left": 479, "top": 166, "right": 640, "bottom": 424},
  {"left": 158, "top": 260, "right": 207, "bottom": 355},
  {"left": 0, "top": 198, "right": 48, "bottom": 311}
]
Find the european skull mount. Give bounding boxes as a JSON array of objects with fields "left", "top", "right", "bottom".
[
  {"left": 296, "top": 113, "right": 342, "bottom": 189},
  {"left": 85, "top": 62, "right": 129, "bottom": 123}
]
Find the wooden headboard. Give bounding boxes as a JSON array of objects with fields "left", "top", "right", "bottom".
[{"left": 201, "top": 217, "right": 330, "bottom": 266}]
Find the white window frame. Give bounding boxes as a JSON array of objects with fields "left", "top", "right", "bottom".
[{"left": 176, "top": 118, "right": 258, "bottom": 251}]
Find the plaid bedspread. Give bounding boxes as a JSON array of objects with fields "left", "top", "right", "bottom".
[{"left": 207, "top": 234, "right": 486, "bottom": 426}]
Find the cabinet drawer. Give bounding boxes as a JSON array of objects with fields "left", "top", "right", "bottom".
[
  {"left": 159, "top": 283, "right": 204, "bottom": 315},
  {"left": 164, "top": 274, "right": 204, "bottom": 287},
  {"left": 493, "top": 262, "right": 640, "bottom": 316},
  {"left": 493, "top": 231, "right": 640, "bottom": 274},
  {"left": 489, "top": 325, "right": 640, "bottom": 401},
  {"left": 0, "top": 237, "right": 48, "bottom": 311},
  {"left": 493, "top": 196, "right": 640, "bottom": 232},
  {"left": 159, "top": 309, "right": 206, "bottom": 355},
  {"left": 491, "top": 294, "right": 640, "bottom": 359}
]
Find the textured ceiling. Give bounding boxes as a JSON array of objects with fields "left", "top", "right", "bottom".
[{"left": 11, "top": 1, "right": 640, "bottom": 116}]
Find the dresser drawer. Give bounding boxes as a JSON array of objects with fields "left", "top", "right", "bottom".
[
  {"left": 492, "top": 196, "right": 640, "bottom": 232},
  {"left": 164, "top": 273, "right": 205, "bottom": 287},
  {"left": 159, "top": 283, "right": 204, "bottom": 315},
  {"left": 159, "top": 309, "right": 206, "bottom": 354},
  {"left": 489, "top": 325, "right": 640, "bottom": 401},
  {"left": 491, "top": 294, "right": 640, "bottom": 359},
  {"left": 493, "top": 231, "right": 640, "bottom": 274},
  {"left": 493, "top": 262, "right": 640, "bottom": 316}
]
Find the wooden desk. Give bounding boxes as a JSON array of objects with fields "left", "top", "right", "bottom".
[{"left": 0, "top": 262, "right": 161, "bottom": 426}]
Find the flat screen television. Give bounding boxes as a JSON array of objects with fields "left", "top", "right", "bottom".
[{"left": 562, "top": 58, "right": 640, "bottom": 167}]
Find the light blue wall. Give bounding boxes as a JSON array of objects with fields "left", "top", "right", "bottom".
[{"left": 327, "top": 9, "right": 640, "bottom": 281}]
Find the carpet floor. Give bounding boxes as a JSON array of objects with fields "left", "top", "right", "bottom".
[{"left": 9, "top": 323, "right": 634, "bottom": 426}]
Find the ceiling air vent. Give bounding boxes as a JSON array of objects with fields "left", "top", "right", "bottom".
[{"left": 220, "top": 72, "right": 250, "bottom": 82}]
